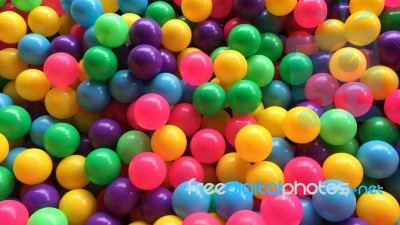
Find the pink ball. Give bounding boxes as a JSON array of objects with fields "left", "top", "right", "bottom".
[
  {"left": 190, "top": 129, "right": 226, "bottom": 164},
  {"left": 224, "top": 115, "right": 257, "bottom": 147},
  {"left": 284, "top": 157, "right": 323, "bottom": 196},
  {"left": 168, "top": 103, "right": 202, "bottom": 136},
  {"left": 128, "top": 152, "right": 167, "bottom": 190},
  {"left": 183, "top": 212, "right": 220, "bottom": 225},
  {"left": 304, "top": 73, "right": 340, "bottom": 106},
  {"left": 226, "top": 210, "right": 265, "bottom": 225},
  {"left": 294, "top": 0, "right": 327, "bottom": 28},
  {"left": 210, "top": 0, "right": 233, "bottom": 19},
  {"left": 126, "top": 100, "right": 148, "bottom": 132},
  {"left": 180, "top": 51, "right": 213, "bottom": 86},
  {"left": 0, "top": 200, "right": 29, "bottom": 225},
  {"left": 168, "top": 156, "right": 204, "bottom": 188},
  {"left": 385, "top": 0, "right": 400, "bottom": 8},
  {"left": 133, "top": 93, "right": 170, "bottom": 130},
  {"left": 260, "top": 194, "right": 303, "bottom": 225},
  {"left": 43, "top": 52, "right": 79, "bottom": 87},
  {"left": 334, "top": 82, "right": 373, "bottom": 117},
  {"left": 384, "top": 89, "right": 400, "bottom": 124}
]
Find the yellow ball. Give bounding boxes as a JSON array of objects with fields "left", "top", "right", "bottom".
[
  {"left": 246, "top": 161, "right": 284, "bottom": 199},
  {"left": 235, "top": 124, "right": 273, "bottom": 162},
  {"left": 59, "top": 15, "right": 75, "bottom": 35},
  {"left": 59, "top": 189, "right": 97, "bottom": 225},
  {"left": 100, "top": 0, "right": 119, "bottom": 13},
  {"left": 265, "top": 0, "right": 297, "bottom": 16},
  {"left": 151, "top": 125, "right": 187, "bottom": 161},
  {"left": 28, "top": 6, "right": 60, "bottom": 37},
  {"left": 45, "top": 87, "right": 80, "bottom": 119},
  {"left": 216, "top": 152, "right": 252, "bottom": 183},
  {"left": 121, "top": 13, "right": 141, "bottom": 28},
  {"left": 15, "top": 69, "right": 51, "bottom": 101},
  {"left": 0, "top": 133, "right": 9, "bottom": 163},
  {"left": 129, "top": 222, "right": 150, "bottom": 225},
  {"left": 0, "top": 48, "right": 29, "bottom": 80},
  {"left": 3, "top": 81, "right": 25, "bottom": 104},
  {"left": 257, "top": 106, "right": 287, "bottom": 138},
  {"left": 154, "top": 215, "right": 183, "bottom": 225},
  {"left": 344, "top": 10, "right": 381, "bottom": 46},
  {"left": 322, "top": 153, "right": 363, "bottom": 188},
  {"left": 248, "top": 102, "right": 264, "bottom": 120},
  {"left": 13, "top": 148, "right": 53, "bottom": 185},
  {"left": 356, "top": 191, "right": 399, "bottom": 225},
  {"left": 360, "top": 65, "right": 399, "bottom": 100},
  {"left": 162, "top": 19, "right": 192, "bottom": 52},
  {"left": 214, "top": 50, "right": 248, "bottom": 84},
  {"left": 315, "top": 19, "right": 347, "bottom": 52},
  {"left": 329, "top": 47, "right": 367, "bottom": 82},
  {"left": 349, "top": 0, "right": 384, "bottom": 16},
  {"left": 0, "top": 11, "right": 27, "bottom": 43},
  {"left": 181, "top": 0, "right": 212, "bottom": 22},
  {"left": 282, "top": 107, "right": 320, "bottom": 144},
  {"left": 56, "top": 155, "right": 90, "bottom": 190}
]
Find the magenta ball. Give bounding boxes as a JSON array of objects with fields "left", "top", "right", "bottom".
[
  {"left": 334, "top": 82, "right": 373, "bottom": 117},
  {"left": 139, "top": 187, "right": 174, "bottom": 223},
  {"left": 168, "top": 156, "right": 204, "bottom": 188},
  {"left": 88, "top": 118, "right": 122, "bottom": 149},
  {"left": 190, "top": 128, "right": 226, "bottom": 164},
  {"left": 128, "top": 44, "right": 163, "bottom": 79},
  {"left": 168, "top": 103, "right": 201, "bottom": 136},
  {"left": 224, "top": 115, "right": 257, "bottom": 147},
  {"left": 0, "top": 200, "right": 29, "bottom": 225},
  {"left": 305, "top": 73, "right": 339, "bottom": 106},
  {"left": 129, "top": 18, "right": 162, "bottom": 47},
  {"left": 180, "top": 51, "right": 213, "bottom": 86},
  {"left": 226, "top": 210, "right": 265, "bottom": 225},
  {"left": 133, "top": 93, "right": 170, "bottom": 130},
  {"left": 44, "top": 52, "right": 79, "bottom": 87},
  {"left": 294, "top": 0, "right": 327, "bottom": 28},
  {"left": 261, "top": 194, "right": 303, "bottom": 225},
  {"left": 104, "top": 177, "right": 141, "bottom": 216},
  {"left": 183, "top": 212, "right": 220, "bottom": 225},
  {"left": 385, "top": 89, "right": 400, "bottom": 124},
  {"left": 21, "top": 184, "right": 60, "bottom": 214}
]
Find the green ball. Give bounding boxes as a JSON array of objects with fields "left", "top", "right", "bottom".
[
  {"left": 83, "top": 46, "right": 118, "bottom": 81},
  {"left": 94, "top": 13, "right": 129, "bottom": 48},
  {"left": 193, "top": 82, "right": 226, "bottom": 116},
  {"left": 380, "top": 9, "right": 400, "bottom": 32},
  {"left": 320, "top": 109, "right": 357, "bottom": 146},
  {"left": 0, "top": 0, "right": 6, "bottom": 8},
  {"left": 85, "top": 148, "right": 121, "bottom": 185},
  {"left": 145, "top": 1, "right": 175, "bottom": 26},
  {"left": 11, "top": 0, "right": 42, "bottom": 12},
  {"left": 0, "top": 166, "right": 14, "bottom": 200},
  {"left": 359, "top": 117, "right": 399, "bottom": 146},
  {"left": 117, "top": 130, "right": 151, "bottom": 164},
  {"left": 244, "top": 55, "right": 274, "bottom": 87},
  {"left": 27, "top": 207, "right": 68, "bottom": 225},
  {"left": 326, "top": 138, "right": 359, "bottom": 156},
  {"left": 228, "top": 24, "right": 261, "bottom": 58},
  {"left": 279, "top": 52, "right": 313, "bottom": 85},
  {"left": 227, "top": 80, "right": 262, "bottom": 114},
  {"left": 257, "top": 32, "right": 283, "bottom": 62},
  {"left": 210, "top": 46, "right": 229, "bottom": 62},
  {"left": 0, "top": 105, "right": 31, "bottom": 140},
  {"left": 43, "top": 123, "right": 80, "bottom": 158}
]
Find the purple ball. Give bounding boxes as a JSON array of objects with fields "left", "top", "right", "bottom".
[
  {"left": 129, "top": 18, "right": 162, "bottom": 47},
  {"left": 51, "top": 35, "right": 83, "bottom": 60},
  {"left": 128, "top": 44, "right": 163, "bottom": 79},
  {"left": 139, "top": 187, "right": 174, "bottom": 223},
  {"left": 338, "top": 217, "right": 369, "bottom": 225},
  {"left": 19, "top": 101, "right": 47, "bottom": 121},
  {"left": 311, "top": 52, "right": 331, "bottom": 74},
  {"left": 192, "top": 20, "right": 224, "bottom": 53},
  {"left": 86, "top": 211, "right": 121, "bottom": 225},
  {"left": 295, "top": 138, "right": 331, "bottom": 165},
  {"left": 88, "top": 118, "right": 122, "bottom": 149},
  {"left": 233, "top": 0, "right": 265, "bottom": 20},
  {"left": 159, "top": 48, "right": 176, "bottom": 73},
  {"left": 298, "top": 101, "right": 324, "bottom": 116},
  {"left": 76, "top": 134, "right": 92, "bottom": 156},
  {"left": 377, "top": 31, "right": 400, "bottom": 67},
  {"left": 21, "top": 184, "right": 60, "bottom": 214},
  {"left": 104, "top": 177, "right": 141, "bottom": 216},
  {"left": 327, "top": 2, "right": 350, "bottom": 21},
  {"left": 113, "top": 43, "right": 133, "bottom": 70}
]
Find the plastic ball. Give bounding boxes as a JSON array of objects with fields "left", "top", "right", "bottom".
[
  {"left": 0, "top": 147, "right": 25, "bottom": 171},
  {"left": 233, "top": 0, "right": 264, "bottom": 20},
  {"left": 304, "top": 73, "right": 339, "bottom": 106},
  {"left": 280, "top": 52, "right": 313, "bottom": 85},
  {"left": 131, "top": 93, "right": 169, "bottom": 130},
  {"left": 265, "top": 0, "right": 297, "bottom": 16},
  {"left": 226, "top": 210, "right": 264, "bottom": 225},
  {"left": 359, "top": 117, "right": 399, "bottom": 146},
  {"left": 214, "top": 50, "right": 247, "bottom": 84},
  {"left": 380, "top": 9, "right": 400, "bottom": 32},
  {"left": 116, "top": 130, "right": 150, "bottom": 164},
  {"left": 44, "top": 53, "right": 79, "bottom": 87},
  {"left": 0, "top": 105, "right": 31, "bottom": 140},
  {"left": 0, "top": 93, "right": 13, "bottom": 109},
  {"left": 28, "top": 6, "right": 60, "bottom": 37},
  {"left": 360, "top": 65, "right": 399, "bottom": 100},
  {"left": 84, "top": 148, "right": 121, "bottom": 185},
  {"left": 190, "top": 129, "right": 225, "bottom": 164},
  {"left": 0, "top": 133, "right": 7, "bottom": 162},
  {"left": 257, "top": 106, "right": 287, "bottom": 138},
  {"left": 225, "top": 115, "right": 256, "bottom": 147},
  {"left": 70, "top": 0, "right": 103, "bottom": 27},
  {"left": 129, "top": 18, "right": 162, "bottom": 47},
  {"left": 310, "top": 52, "right": 331, "bottom": 74},
  {"left": 312, "top": 180, "right": 356, "bottom": 222},
  {"left": 201, "top": 109, "right": 231, "bottom": 135},
  {"left": 94, "top": 13, "right": 128, "bottom": 48},
  {"left": 357, "top": 140, "right": 399, "bottom": 179},
  {"left": 83, "top": 26, "right": 101, "bottom": 49},
  {"left": 319, "top": 109, "right": 357, "bottom": 146},
  {"left": 344, "top": 10, "right": 381, "bottom": 46},
  {"left": 21, "top": 184, "right": 60, "bottom": 214},
  {"left": 216, "top": 152, "right": 251, "bottom": 183},
  {"left": 83, "top": 46, "right": 117, "bottom": 81},
  {"left": 183, "top": 212, "right": 219, "bottom": 225},
  {"left": 223, "top": 17, "right": 249, "bottom": 42},
  {"left": 228, "top": 24, "right": 261, "bottom": 58},
  {"left": 283, "top": 107, "right": 321, "bottom": 144},
  {"left": 77, "top": 80, "right": 111, "bottom": 112},
  {"left": 99, "top": 0, "right": 119, "bottom": 13},
  {"left": 45, "top": 87, "right": 79, "bottom": 119},
  {"left": 244, "top": 55, "right": 274, "bottom": 88},
  {"left": 104, "top": 177, "right": 141, "bottom": 216},
  {"left": 192, "top": 82, "right": 226, "bottom": 116},
  {"left": 56, "top": 155, "right": 89, "bottom": 190},
  {"left": 118, "top": 0, "right": 147, "bottom": 15},
  {"left": 86, "top": 211, "right": 121, "bottom": 225},
  {"left": 145, "top": 1, "right": 175, "bottom": 26},
  {"left": 192, "top": 20, "right": 223, "bottom": 53},
  {"left": 384, "top": 89, "right": 400, "bottom": 124},
  {"left": 15, "top": 69, "right": 50, "bottom": 101},
  {"left": 299, "top": 196, "right": 321, "bottom": 225},
  {"left": 329, "top": 47, "right": 367, "bottom": 82},
  {"left": 181, "top": 0, "right": 212, "bottom": 22},
  {"left": 43, "top": 123, "right": 79, "bottom": 157},
  {"left": 27, "top": 207, "right": 68, "bottom": 225},
  {"left": 315, "top": 19, "right": 346, "bottom": 51},
  {"left": 0, "top": 166, "right": 14, "bottom": 200},
  {"left": 161, "top": 19, "right": 192, "bottom": 52},
  {"left": 18, "top": 33, "right": 51, "bottom": 65},
  {"left": 13, "top": 148, "right": 52, "bottom": 185},
  {"left": 285, "top": 30, "right": 318, "bottom": 56},
  {"left": 294, "top": 0, "right": 327, "bottom": 28},
  {"left": 0, "top": 48, "right": 28, "bottom": 80},
  {"left": 256, "top": 30, "right": 283, "bottom": 62},
  {"left": 265, "top": 138, "right": 294, "bottom": 169},
  {"left": 334, "top": 82, "right": 373, "bottom": 117},
  {"left": 356, "top": 191, "right": 399, "bottom": 225},
  {"left": 235, "top": 124, "right": 272, "bottom": 162},
  {"left": 246, "top": 161, "right": 284, "bottom": 199},
  {"left": 154, "top": 215, "right": 182, "bottom": 225},
  {"left": 88, "top": 118, "right": 122, "bottom": 149},
  {"left": 349, "top": 0, "right": 384, "bottom": 16},
  {"left": 180, "top": 51, "right": 213, "bottom": 86},
  {"left": 322, "top": 153, "right": 363, "bottom": 188},
  {"left": 159, "top": 48, "right": 176, "bottom": 73},
  {"left": 149, "top": 73, "right": 182, "bottom": 106},
  {"left": 139, "top": 187, "right": 173, "bottom": 223},
  {"left": 168, "top": 103, "right": 201, "bottom": 136},
  {"left": 261, "top": 194, "right": 303, "bottom": 225},
  {"left": 129, "top": 152, "right": 167, "bottom": 190},
  {"left": 128, "top": 44, "right": 162, "bottom": 80},
  {"left": 227, "top": 80, "right": 262, "bottom": 115},
  {"left": 0, "top": 200, "right": 29, "bottom": 225},
  {"left": 109, "top": 70, "right": 143, "bottom": 103},
  {"left": 0, "top": 11, "right": 27, "bottom": 44},
  {"left": 151, "top": 125, "right": 187, "bottom": 161},
  {"left": 169, "top": 156, "right": 204, "bottom": 188}
]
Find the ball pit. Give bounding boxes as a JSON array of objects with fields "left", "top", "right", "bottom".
[{"left": 0, "top": 0, "right": 400, "bottom": 225}]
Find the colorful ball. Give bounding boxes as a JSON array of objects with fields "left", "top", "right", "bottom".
[
  {"left": 344, "top": 10, "right": 381, "bottom": 46},
  {"left": 162, "top": 19, "right": 192, "bottom": 52},
  {"left": 319, "top": 109, "right": 357, "bottom": 146},
  {"left": 315, "top": 19, "right": 346, "bottom": 51},
  {"left": 104, "top": 177, "right": 141, "bottom": 216},
  {"left": 56, "top": 155, "right": 89, "bottom": 190},
  {"left": 139, "top": 187, "right": 174, "bottom": 223},
  {"left": 15, "top": 69, "right": 50, "bottom": 101},
  {"left": 30, "top": 115, "right": 57, "bottom": 147},
  {"left": 192, "top": 82, "right": 226, "bottom": 116},
  {"left": 384, "top": 89, "right": 400, "bottom": 124},
  {"left": 151, "top": 125, "right": 187, "bottom": 161},
  {"left": 88, "top": 118, "right": 122, "bottom": 149},
  {"left": 132, "top": 93, "right": 170, "bottom": 130},
  {"left": 145, "top": 1, "right": 175, "bottom": 26},
  {"left": 169, "top": 156, "right": 204, "bottom": 188},
  {"left": 0, "top": 48, "right": 29, "bottom": 80},
  {"left": 94, "top": 13, "right": 128, "bottom": 48},
  {"left": 244, "top": 55, "right": 274, "bottom": 88},
  {"left": 261, "top": 194, "right": 303, "bottom": 225},
  {"left": 304, "top": 73, "right": 339, "bottom": 106},
  {"left": 282, "top": 107, "right": 321, "bottom": 144},
  {"left": 356, "top": 191, "right": 399, "bottom": 225},
  {"left": 44, "top": 123, "right": 80, "bottom": 157},
  {"left": 235, "top": 124, "right": 272, "bottom": 162},
  {"left": 109, "top": 70, "right": 143, "bottom": 103},
  {"left": 0, "top": 200, "right": 29, "bottom": 225},
  {"left": 86, "top": 211, "right": 121, "bottom": 225},
  {"left": 349, "top": 0, "right": 384, "bottom": 16},
  {"left": 294, "top": 0, "right": 327, "bottom": 28},
  {"left": 83, "top": 46, "right": 118, "bottom": 81},
  {"left": 279, "top": 52, "right": 313, "bottom": 85},
  {"left": 0, "top": 167, "right": 14, "bottom": 200},
  {"left": 322, "top": 153, "right": 363, "bottom": 188},
  {"left": 360, "top": 65, "right": 399, "bottom": 100},
  {"left": 149, "top": 73, "right": 182, "bottom": 106},
  {"left": 246, "top": 161, "right": 284, "bottom": 199},
  {"left": 265, "top": 0, "right": 297, "bottom": 16},
  {"left": 216, "top": 152, "right": 251, "bottom": 183},
  {"left": 13, "top": 148, "right": 52, "bottom": 185},
  {"left": 192, "top": 20, "right": 224, "bottom": 53},
  {"left": 168, "top": 103, "right": 202, "bottom": 136},
  {"left": 257, "top": 32, "right": 283, "bottom": 62},
  {"left": 266, "top": 137, "right": 294, "bottom": 169},
  {"left": 21, "top": 184, "right": 60, "bottom": 214},
  {"left": 70, "top": 0, "right": 103, "bottom": 27},
  {"left": 183, "top": 212, "right": 219, "bottom": 225},
  {"left": 116, "top": 130, "right": 151, "bottom": 164},
  {"left": 84, "top": 148, "right": 121, "bottom": 185},
  {"left": 190, "top": 129, "right": 225, "bottom": 164},
  {"left": 226, "top": 210, "right": 264, "bottom": 225},
  {"left": 329, "top": 47, "right": 367, "bottom": 82},
  {"left": 154, "top": 215, "right": 182, "bottom": 225},
  {"left": 77, "top": 80, "right": 111, "bottom": 112},
  {"left": 129, "top": 18, "right": 162, "bottom": 47},
  {"left": 299, "top": 196, "right": 321, "bottom": 225},
  {"left": 181, "top": 0, "right": 212, "bottom": 22},
  {"left": 27, "top": 6, "right": 60, "bottom": 37},
  {"left": 334, "top": 82, "right": 373, "bottom": 117},
  {"left": 228, "top": 24, "right": 261, "bottom": 58},
  {"left": 27, "top": 207, "right": 68, "bottom": 225},
  {"left": 0, "top": 105, "right": 31, "bottom": 140},
  {"left": 18, "top": 33, "right": 51, "bottom": 65},
  {"left": 213, "top": 50, "right": 247, "bottom": 84},
  {"left": 257, "top": 106, "right": 287, "bottom": 138},
  {"left": 225, "top": 115, "right": 257, "bottom": 147},
  {"left": 180, "top": 51, "right": 213, "bottom": 86},
  {"left": 45, "top": 87, "right": 79, "bottom": 119},
  {"left": 0, "top": 11, "right": 27, "bottom": 44},
  {"left": 359, "top": 117, "right": 399, "bottom": 146},
  {"left": 118, "top": 0, "right": 147, "bottom": 15}
]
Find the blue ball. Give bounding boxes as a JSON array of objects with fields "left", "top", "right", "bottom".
[
  {"left": 77, "top": 80, "right": 111, "bottom": 112},
  {"left": 83, "top": 26, "right": 101, "bottom": 49},
  {"left": 0, "top": 147, "right": 26, "bottom": 171},
  {"left": 310, "top": 52, "right": 331, "bottom": 74},
  {"left": 299, "top": 196, "right": 321, "bottom": 225},
  {"left": 61, "top": 0, "right": 73, "bottom": 15},
  {"left": 149, "top": 73, "right": 182, "bottom": 106},
  {"left": 0, "top": 93, "right": 13, "bottom": 109},
  {"left": 70, "top": 0, "right": 103, "bottom": 27},
  {"left": 357, "top": 140, "right": 399, "bottom": 179},
  {"left": 312, "top": 180, "right": 356, "bottom": 222},
  {"left": 261, "top": 80, "right": 292, "bottom": 108},
  {"left": 384, "top": 168, "right": 400, "bottom": 202},
  {"left": 30, "top": 115, "right": 59, "bottom": 148},
  {"left": 266, "top": 137, "right": 294, "bottom": 169},
  {"left": 180, "top": 80, "right": 197, "bottom": 103},
  {"left": 109, "top": 70, "right": 143, "bottom": 103},
  {"left": 172, "top": 180, "right": 211, "bottom": 218},
  {"left": 214, "top": 181, "right": 253, "bottom": 220},
  {"left": 18, "top": 34, "right": 51, "bottom": 65},
  {"left": 118, "top": 0, "right": 148, "bottom": 15}
]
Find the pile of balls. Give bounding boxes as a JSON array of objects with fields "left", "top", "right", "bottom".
[{"left": 0, "top": 0, "right": 399, "bottom": 224}]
